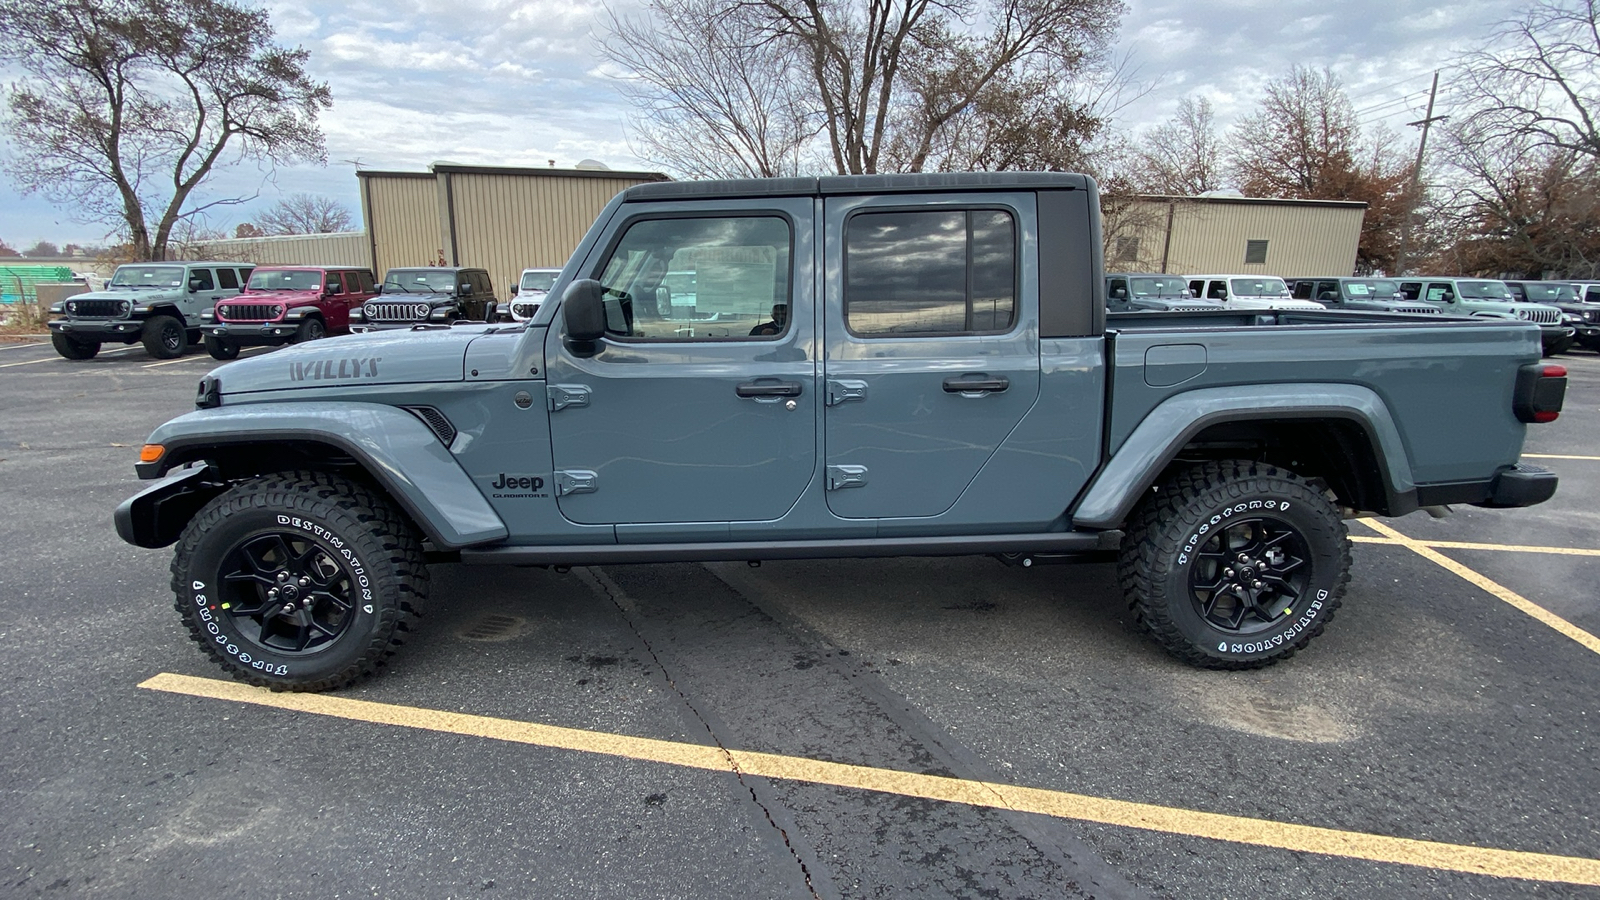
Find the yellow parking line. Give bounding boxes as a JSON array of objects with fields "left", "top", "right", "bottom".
[
  {"left": 1351, "top": 534, "right": 1600, "bottom": 558},
  {"left": 1358, "top": 520, "right": 1600, "bottom": 656},
  {"left": 140, "top": 671, "right": 1600, "bottom": 886},
  {"left": 1523, "top": 454, "right": 1600, "bottom": 461}
]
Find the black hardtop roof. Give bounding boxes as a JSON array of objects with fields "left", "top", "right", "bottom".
[
  {"left": 1107, "top": 272, "right": 1190, "bottom": 279},
  {"left": 624, "top": 172, "right": 1092, "bottom": 202},
  {"left": 252, "top": 264, "right": 371, "bottom": 272},
  {"left": 384, "top": 266, "right": 485, "bottom": 274}
]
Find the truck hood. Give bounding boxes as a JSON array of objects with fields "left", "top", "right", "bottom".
[
  {"left": 215, "top": 326, "right": 493, "bottom": 396},
  {"left": 69, "top": 288, "right": 162, "bottom": 303}
]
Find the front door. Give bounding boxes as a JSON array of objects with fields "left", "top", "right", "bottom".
[
  {"left": 821, "top": 193, "right": 1040, "bottom": 520},
  {"left": 544, "top": 199, "right": 816, "bottom": 525}
]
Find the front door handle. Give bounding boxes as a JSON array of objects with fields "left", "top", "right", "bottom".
[
  {"left": 736, "top": 380, "right": 803, "bottom": 399},
  {"left": 942, "top": 374, "right": 1010, "bottom": 394}
]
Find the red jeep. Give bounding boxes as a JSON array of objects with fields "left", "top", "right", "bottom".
[{"left": 201, "top": 266, "right": 378, "bottom": 360}]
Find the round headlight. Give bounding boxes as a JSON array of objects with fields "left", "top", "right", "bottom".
[
  {"left": 65, "top": 301, "right": 77, "bottom": 314},
  {"left": 119, "top": 301, "right": 131, "bottom": 316}
]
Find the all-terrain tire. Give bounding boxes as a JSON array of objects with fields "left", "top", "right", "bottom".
[
  {"left": 1118, "top": 460, "right": 1351, "bottom": 669},
  {"left": 1544, "top": 335, "right": 1575, "bottom": 357},
  {"left": 203, "top": 335, "right": 241, "bottom": 360},
  {"left": 51, "top": 333, "right": 100, "bottom": 360},
  {"left": 142, "top": 314, "right": 186, "bottom": 359},
  {"left": 170, "top": 471, "right": 429, "bottom": 692}
]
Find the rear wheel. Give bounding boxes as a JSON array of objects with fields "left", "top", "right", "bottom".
[
  {"left": 170, "top": 471, "right": 429, "bottom": 692},
  {"left": 294, "top": 317, "right": 327, "bottom": 343},
  {"left": 1118, "top": 460, "right": 1350, "bottom": 669},
  {"left": 142, "top": 314, "right": 186, "bottom": 359},
  {"left": 203, "top": 335, "right": 240, "bottom": 360},
  {"left": 51, "top": 333, "right": 100, "bottom": 360}
]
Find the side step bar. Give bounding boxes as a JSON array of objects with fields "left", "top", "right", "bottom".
[{"left": 458, "top": 530, "right": 1122, "bottom": 566}]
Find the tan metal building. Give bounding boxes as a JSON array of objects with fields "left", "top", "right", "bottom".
[
  {"left": 357, "top": 163, "right": 669, "bottom": 300},
  {"left": 1104, "top": 194, "right": 1367, "bottom": 277},
  {"left": 196, "top": 231, "right": 370, "bottom": 268}
]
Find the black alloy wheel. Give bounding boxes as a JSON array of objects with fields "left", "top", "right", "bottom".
[
  {"left": 218, "top": 532, "right": 357, "bottom": 655},
  {"left": 1186, "top": 516, "right": 1311, "bottom": 634}
]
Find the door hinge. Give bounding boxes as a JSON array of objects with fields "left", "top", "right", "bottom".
[
  {"left": 825, "top": 379, "right": 868, "bottom": 407},
  {"left": 547, "top": 384, "right": 592, "bottom": 412},
  {"left": 826, "top": 465, "right": 868, "bottom": 491},
  {"left": 554, "top": 470, "right": 598, "bottom": 496}
]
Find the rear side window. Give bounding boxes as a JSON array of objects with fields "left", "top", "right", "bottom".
[
  {"left": 217, "top": 268, "right": 239, "bottom": 289},
  {"left": 1291, "top": 281, "right": 1312, "bottom": 299},
  {"left": 356, "top": 270, "right": 376, "bottom": 293},
  {"left": 844, "top": 209, "right": 1016, "bottom": 336},
  {"left": 189, "top": 268, "right": 215, "bottom": 291}
]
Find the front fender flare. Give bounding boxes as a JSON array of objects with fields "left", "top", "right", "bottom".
[
  {"left": 135, "top": 402, "right": 508, "bottom": 549},
  {"left": 1071, "top": 384, "right": 1416, "bottom": 529}
]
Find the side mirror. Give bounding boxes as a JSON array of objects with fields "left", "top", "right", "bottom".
[
  {"left": 373, "top": 284, "right": 383, "bottom": 294},
  {"left": 1318, "top": 291, "right": 1337, "bottom": 303},
  {"left": 562, "top": 279, "right": 608, "bottom": 344},
  {"left": 324, "top": 284, "right": 337, "bottom": 296},
  {"left": 1111, "top": 287, "right": 1127, "bottom": 299},
  {"left": 482, "top": 300, "right": 497, "bottom": 323},
  {"left": 510, "top": 284, "right": 520, "bottom": 295},
  {"left": 188, "top": 278, "right": 203, "bottom": 292}
]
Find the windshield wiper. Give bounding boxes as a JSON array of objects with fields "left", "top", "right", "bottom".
[{"left": 384, "top": 284, "right": 411, "bottom": 292}]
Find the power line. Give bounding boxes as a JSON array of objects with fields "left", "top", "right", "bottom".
[{"left": 1346, "top": 73, "right": 1437, "bottom": 104}]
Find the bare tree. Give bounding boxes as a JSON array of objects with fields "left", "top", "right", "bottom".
[
  {"left": 1228, "top": 67, "right": 1361, "bottom": 197},
  {"left": 0, "top": 238, "right": 18, "bottom": 256},
  {"left": 1128, "top": 96, "right": 1223, "bottom": 195},
  {"left": 0, "top": 0, "right": 332, "bottom": 260},
  {"left": 603, "top": 0, "right": 819, "bottom": 178},
  {"left": 234, "top": 222, "right": 264, "bottom": 238},
  {"left": 255, "top": 193, "right": 354, "bottom": 235},
  {"left": 601, "top": 0, "right": 1125, "bottom": 178},
  {"left": 1454, "top": 0, "right": 1599, "bottom": 162},
  {"left": 1429, "top": 118, "right": 1600, "bottom": 278}
]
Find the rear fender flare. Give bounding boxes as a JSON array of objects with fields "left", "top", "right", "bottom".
[
  {"left": 135, "top": 402, "right": 508, "bottom": 549},
  {"left": 1071, "top": 384, "right": 1415, "bottom": 529}
]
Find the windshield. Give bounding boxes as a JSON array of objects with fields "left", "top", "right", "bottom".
[
  {"left": 384, "top": 270, "right": 458, "bottom": 293},
  {"left": 109, "top": 265, "right": 185, "bottom": 288},
  {"left": 1128, "top": 277, "right": 1191, "bottom": 298},
  {"left": 1345, "top": 279, "right": 1400, "bottom": 299},
  {"left": 519, "top": 270, "right": 558, "bottom": 293},
  {"left": 248, "top": 269, "right": 322, "bottom": 292},
  {"left": 1231, "top": 277, "right": 1290, "bottom": 297},
  {"left": 1517, "top": 283, "right": 1579, "bottom": 302},
  {"left": 1458, "top": 280, "right": 1514, "bottom": 300}
]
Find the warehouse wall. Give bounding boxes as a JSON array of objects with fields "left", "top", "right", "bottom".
[
  {"left": 1105, "top": 196, "right": 1366, "bottom": 277},
  {"left": 360, "top": 164, "right": 668, "bottom": 302},
  {"left": 198, "top": 232, "right": 371, "bottom": 269}
]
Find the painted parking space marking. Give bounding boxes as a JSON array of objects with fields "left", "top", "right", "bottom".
[
  {"left": 1357, "top": 519, "right": 1600, "bottom": 656},
  {"left": 1523, "top": 453, "right": 1600, "bottom": 461},
  {"left": 0, "top": 345, "right": 145, "bottom": 368},
  {"left": 140, "top": 345, "right": 270, "bottom": 369},
  {"left": 140, "top": 671, "right": 1600, "bottom": 886},
  {"left": 1351, "top": 534, "right": 1600, "bottom": 558}
]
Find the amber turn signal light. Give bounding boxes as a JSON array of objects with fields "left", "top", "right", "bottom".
[{"left": 139, "top": 444, "right": 165, "bottom": 463}]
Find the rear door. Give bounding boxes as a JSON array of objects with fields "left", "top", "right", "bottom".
[
  {"left": 544, "top": 199, "right": 817, "bottom": 525},
  {"left": 820, "top": 192, "right": 1040, "bottom": 519}
]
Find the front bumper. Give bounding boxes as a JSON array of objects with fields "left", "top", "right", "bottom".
[
  {"left": 1540, "top": 325, "right": 1575, "bottom": 350},
  {"left": 207, "top": 322, "right": 299, "bottom": 345},
  {"left": 351, "top": 321, "right": 428, "bottom": 332},
  {"left": 48, "top": 318, "right": 145, "bottom": 341}
]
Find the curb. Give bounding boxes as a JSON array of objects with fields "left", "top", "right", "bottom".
[{"left": 0, "top": 333, "right": 50, "bottom": 343}]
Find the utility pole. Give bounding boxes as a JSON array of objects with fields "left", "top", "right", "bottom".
[{"left": 1395, "top": 71, "right": 1447, "bottom": 275}]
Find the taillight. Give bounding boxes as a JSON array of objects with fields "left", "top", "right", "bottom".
[{"left": 1514, "top": 363, "right": 1567, "bottom": 423}]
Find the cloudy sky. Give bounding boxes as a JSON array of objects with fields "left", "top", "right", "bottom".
[{"left": 0, "top": 0, "right": 1526, "bottom": 247}]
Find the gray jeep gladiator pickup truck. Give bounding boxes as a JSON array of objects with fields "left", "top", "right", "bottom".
[{"left": 115, "top": 173, "right": 1567, "bottom": 692}]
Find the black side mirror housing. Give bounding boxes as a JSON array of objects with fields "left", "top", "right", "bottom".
[
  {"left": 188, "top": 278, "right": 202, "bottom": 292},
  {"left": 563, "top": 279, "right": 608, "bottom": 349},
  {"left": 510, "top": 284, "right": 520, "bottom": 295},
  {"left": 1111, "top": 287, "right": 1127, "bottom": 299}
]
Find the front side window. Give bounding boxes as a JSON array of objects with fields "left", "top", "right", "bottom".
[
  {"left": 189, "top": 268, "right": 215, "bottom": 291},
  {"left": 845, "top": 209, "right": 1016, "bottom": 336},
  {"left": 1130, "top": 276, "right": 1188, "bottom": 297},
  {"left": 597, "top": 215, "right": 791, "bottom": 340},
  {"left": 1425, "top": 283, "right": 1452, "bottom": 302},
  {"left": 1232, "top": 277, "right": 1289, "bottom": 297}
]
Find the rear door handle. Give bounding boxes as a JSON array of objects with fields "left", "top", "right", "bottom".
[
  {"left": 736, "top": 380, "right": 803, "bottom": 399},
  {"left": 942, "top": 375, "right": 1010, "bottom": 393}
]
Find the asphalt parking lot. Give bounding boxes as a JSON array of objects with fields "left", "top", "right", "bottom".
[{"left": 2, "top": 336, "right": 1599, "bottom": 899}]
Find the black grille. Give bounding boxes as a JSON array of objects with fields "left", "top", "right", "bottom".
[
  {"left": 1396, "top": 305, "right": 1440, "bottom": 314},
  {"left": 511, "top": 302, "right": 540, "bottom": 318},
  {"left": 367, "top": 302, "right": 431, "bottom": 322},
  {"left": 217, "top": 303, "right": 283, "bottom": 321},
  {"left": 67, "top": 300, "right": 126, "bottom": 317},
  {"left": 401, "top": 406, "right": 456, "bottom": 446}
]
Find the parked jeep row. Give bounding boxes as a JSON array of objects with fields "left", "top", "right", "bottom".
[{"left": 48, "top": 262, "right": 254, "bottom": 359}]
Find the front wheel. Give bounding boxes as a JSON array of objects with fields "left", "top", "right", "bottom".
[
  {"left": 142, "top": 314, "right": 186, "bottom": 359},
  {"left": 1118, "top": 460, "right": 1350, "bottom": 669},
  {"left": 170, "top": 471, "right": 429, "bottom": 691},
  {"left": 294, "top": 317, "right": 327, "bottom": 343},
  {"left": 203, "top": 335, "right": 240, "bottom": 360},
  {"left": 1544, "top": 335, "right": 1574, "bottom": 357},
  {"left": 51, "top": 333, "right": 100, "bottom": 360}
]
